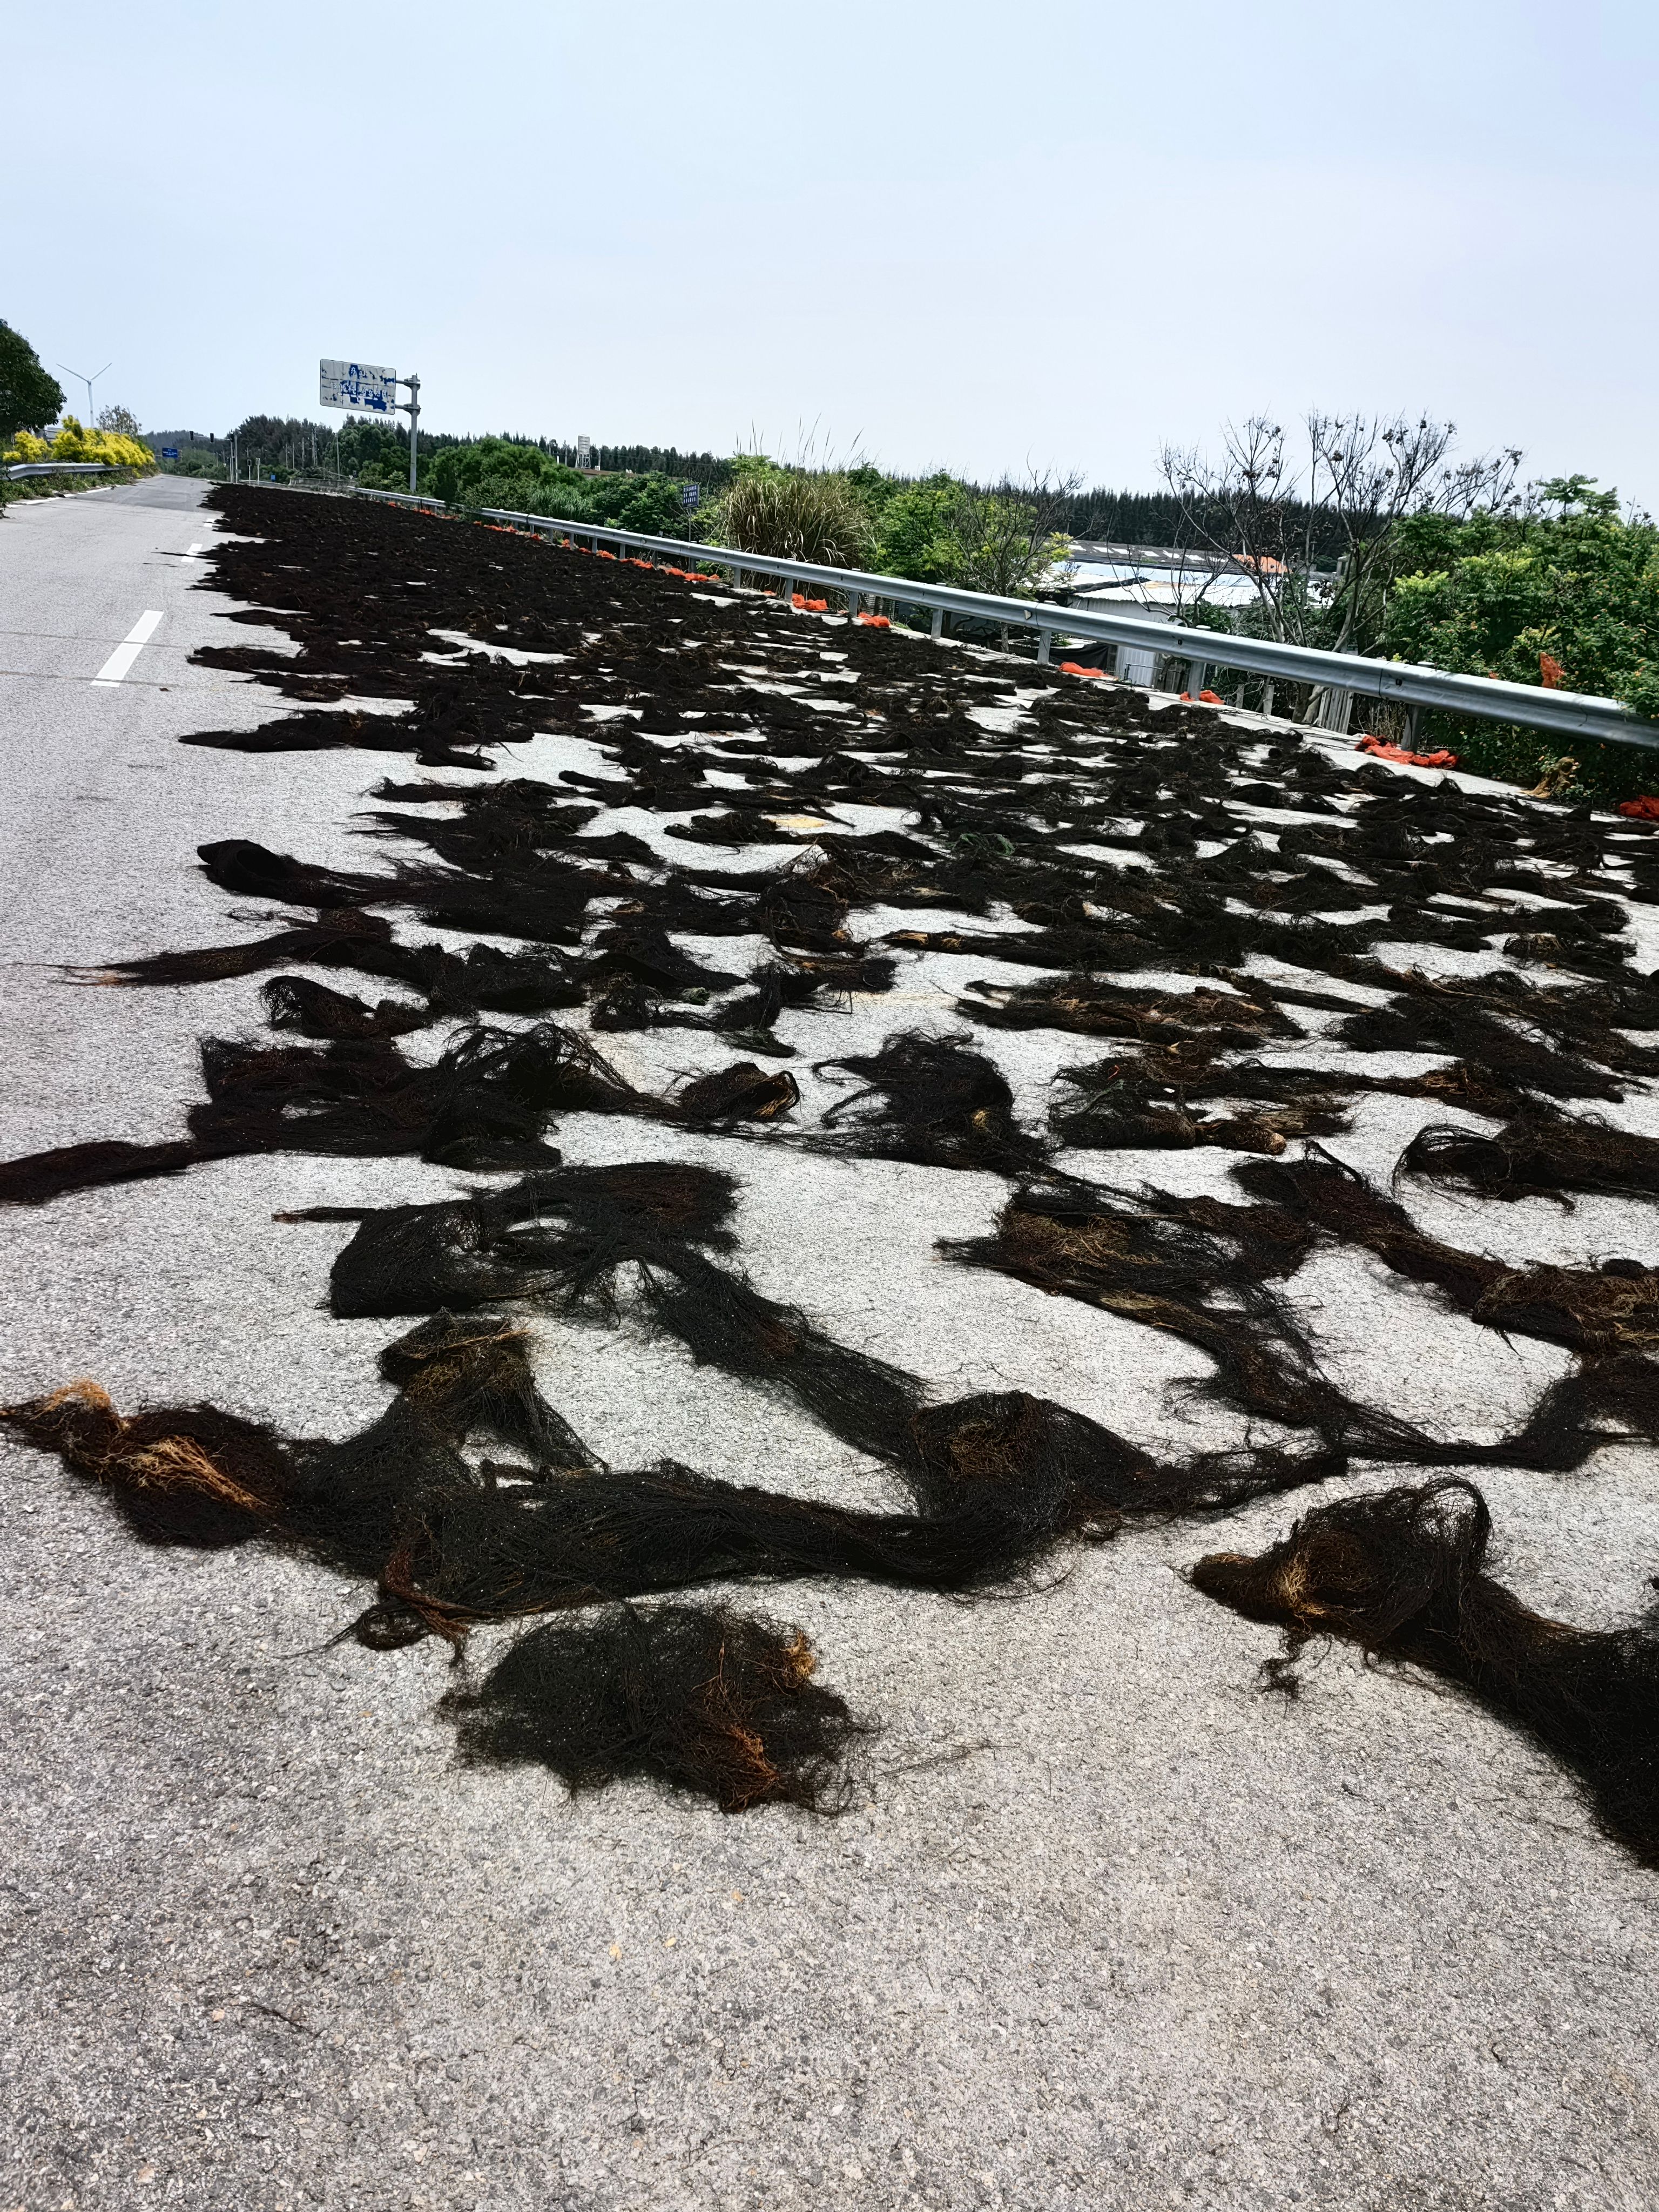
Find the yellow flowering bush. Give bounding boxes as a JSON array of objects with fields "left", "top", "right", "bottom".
[{"left": 4, "top": 416, "right": 154, "bottom": 467}]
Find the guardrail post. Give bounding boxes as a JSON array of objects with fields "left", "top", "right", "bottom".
[
  {"left": 732, "top": 566, "right": 745, "bottom": 591},
  {"left": 780, "top": 570, "right": 794, "bottom": 604},
  {"left": 1035, "top": 627, "right": 1051, "bottom": 665},
  {"left": 846, "top": 590, "right": 860, "bottom": 623},
  {"left": 931, "top": 608, "right": 945, "bottom": 638},
  {"left": 1316, "top": 686, "right": 1354, "bottom": 735},
  {"left": 1188, "top": 657, "right": 1207, "bottom": 698}
]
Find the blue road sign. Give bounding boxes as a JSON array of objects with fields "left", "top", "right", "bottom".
[
  {"left": 681, "top": 482, "right": 701, "bottom": 510},
  {"left": 319, "top": 359, "right": 399, "bottom": 413},
  {"left": 160, "top": 446, "right": 179, "bottom": 460}
]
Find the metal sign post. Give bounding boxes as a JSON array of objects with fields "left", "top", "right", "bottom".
[
  {"left": 318, "top": 358, "right": 421, "bottom": 490},
  {"left": 401, "top": 372, "right": 420, "bottom": 493}
]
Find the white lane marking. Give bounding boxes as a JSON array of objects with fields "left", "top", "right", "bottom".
[{"left": 92, "top": 610, "right": 164, "bottom": 686}]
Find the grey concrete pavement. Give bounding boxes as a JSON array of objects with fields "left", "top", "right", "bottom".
[{"left": 2, "top": 488, "right": 1658, "bottom": 2212}]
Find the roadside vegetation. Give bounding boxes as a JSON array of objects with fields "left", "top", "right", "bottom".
[
  {"left": 149, "top": 383, "right": 1659, "bottom": 804},
  {"left": 1158, "top": 416, "right": 1659, "bottom": 802},
  {"left": 1382, "top": 479, "right": 1659, "bottom": 799},
  {"left": 1, "top": 320, "right": 155, "bottom": 505}
]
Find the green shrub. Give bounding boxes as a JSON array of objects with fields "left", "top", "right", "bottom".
[
  {"left": 1382, "top": 477, "right": 1659, "bottom": 794},
  {"left": 424, "top": 441, "right": 690, "bottom": 537}
]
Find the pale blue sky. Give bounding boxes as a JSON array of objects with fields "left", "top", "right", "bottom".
[{"left": 9, "top": 1, "right": 1657, "bottom": 500}]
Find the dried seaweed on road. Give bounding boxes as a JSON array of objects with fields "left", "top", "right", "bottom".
[
  {"left": 1399, "top": 1111, "right": 1659, "bottom": 1204},
  {"left": 446, "top": 1603, "right": 862, "bottom": 1812},
  {"left": 10, "top": 480, "right": 1659, "bottom": 1840},
  {"left": 1191, "top": 1479, "right": 1659, "bottom": 1865},
  {"left": 817, "top": 1030, "right": 1046, "bottom": 1174}
]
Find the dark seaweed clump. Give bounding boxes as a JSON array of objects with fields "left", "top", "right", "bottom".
[
  {"left": 444, "top": 1603, "right": 863, "bottom": 1813},
  {"left": 1191, "top": 1480, "right": 1659, "bottom": 1865}
]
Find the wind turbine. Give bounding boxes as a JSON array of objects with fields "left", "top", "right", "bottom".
[{"left": 57, "top": 359, "right": 113, "bottom": 426}]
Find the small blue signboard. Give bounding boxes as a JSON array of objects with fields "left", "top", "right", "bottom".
[
  {"left": 161, "top": 446, "right": 179, "bottom": 460},
  {"left": 680, "top": 482, "right": 701, "bottom": 510}
]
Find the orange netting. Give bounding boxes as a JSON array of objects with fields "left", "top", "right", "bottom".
[{"left": 1357, "top": 733, "right": 1459, "bottom": 770}]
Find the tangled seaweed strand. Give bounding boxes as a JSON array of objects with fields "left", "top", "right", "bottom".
[
  {"left": 0, "top": 1021, "right": 809, "bottom": 1203},
  {"left": 445, "top": 1603, "right": 862, "bottom": 1813},
  {"left": 1190, "top": 1479, "right": 1659, "bottom": 1866},
  {"left": 817, "top": 1030, "right": 1047, "bottom": 1174},
  {"left": 943, "top": 1175, "right": 1659, "bottom": 1473},
  {"left": 1236, "top": 1144, "right": 1659, "bottom": 1355},
  {"left": 1047, "top": 1047, "right": 1351, "bottom": 1156},
  {"left": 1399, "top": 1111, "right": 1659, "bottom": 1205}
]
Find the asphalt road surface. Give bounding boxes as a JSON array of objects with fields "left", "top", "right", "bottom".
[{"left": 3, "top": 482, "right": 1657, "bottom": 2212}]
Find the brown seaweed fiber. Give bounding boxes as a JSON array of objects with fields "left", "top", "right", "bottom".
[
  {"left": 444, "top": 1603, "right": 863, "bottom": 1811},
  {"left": 817, "top": 1029, "right": 1047, "bottom": 1173},
  {"left": 314, "top": 1164, "right": 741, "bottom": 1319},
  {"left": 1399, "top": 1112, "right": 1659, "bottom": 1205},
  {"left": 84, "top": 907, "right": 402, "bottom": 989},
  {"left": 0, "top": 1021, "right": 668, "bottom": 1204},
  {"left": 939, "top": 1180, "right": 1652, "bottom": 1471},
  {"left": 940, "top": 1182, "right": 1357, "bottom": 1442},
  {"left": 0, "top": 1379, "right": 292, "bottom": 1546},
  {"left": 0, "top": 1138, "right": 203, "bottom": 1206},
  {"left": 1048, "top": 1051, "right": 1349, "bottom": 1156},
  {"left": 16, "top": 482, "right": 1659, "bottom": 1835},
  {"left": 261, "top": 974, "right": 426, "bottom": 1040},
  {"left": 195, "top": 837, "right": 393, "bottom": 907},
  {"left": 965, "top": 977, "right": 1296, "bottom": 1046},
  {"left": 3, "top": 1323, "right": 1346, "bottom": 1659},
  {"left": 674, "top": 1062, "right": 800, "bottom": 1124},
  {"left": 1236, "top": 1144, "right": 1659, "bottom": 1354},
  {"left": 1190, "top": 1479, "right": 1659, "bottom": 1866}
]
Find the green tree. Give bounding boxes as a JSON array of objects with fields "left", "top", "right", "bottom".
[
  {"left": 1381, "top": 477, "right": 1659, "bottom": 796},
  {"left": 872, "top": 474, "right": 965, "bottom": 583},
  {"left": 946, "top": 486, "right": 1068, "bottom": 599},
  {"left": 427, "top": 439, "right": 693, "bottom": 536},
  {"left": 0, "top": 321, "right": 64, "bottom": 443},
  {"left": 1384, "top": 479, "right": 1659, "bottom": 711}
]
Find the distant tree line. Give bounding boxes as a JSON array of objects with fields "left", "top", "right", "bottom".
[
  {"left": 171, "top": 413, "right": 1364, "bottom": 549},
  {"left": 1046, "top": 483, "right": 1351, "bottom": 558}
]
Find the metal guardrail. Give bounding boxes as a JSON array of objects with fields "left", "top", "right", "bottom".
[
  {"left": 4, "top": 461, "right": 112, "bottom": 481},
  {"left": 337, "top": 483, "right": 1659, "bottom": 752}
]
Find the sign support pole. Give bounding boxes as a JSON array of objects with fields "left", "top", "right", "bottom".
[{"left": 400, "top": 373, "right": 421, "bottom": 493}]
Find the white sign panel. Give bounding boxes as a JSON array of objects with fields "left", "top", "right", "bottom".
[{"left": 319, "top": 359, "right": 399, "bottom": 414}]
